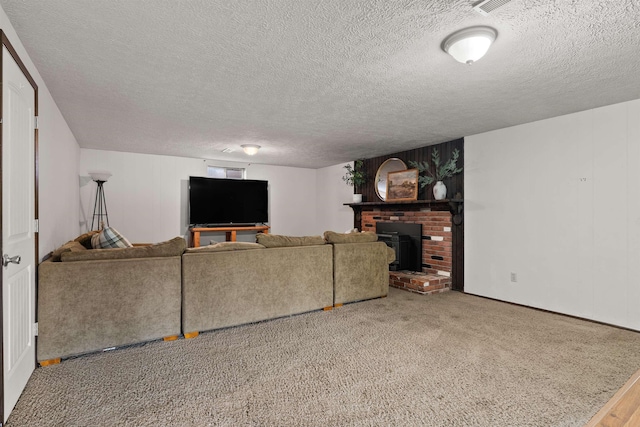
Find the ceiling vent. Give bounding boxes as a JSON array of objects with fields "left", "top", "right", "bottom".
[{"left": 473, "top": 0, "right": 512, "bottom": 16}]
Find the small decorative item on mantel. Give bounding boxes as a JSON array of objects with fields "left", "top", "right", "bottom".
[
  {"left": 409, "top": 148, "right": 463, "bottom": 200},
  {"left": 342, "top": 159, "right": 367, "bottom": 203}
]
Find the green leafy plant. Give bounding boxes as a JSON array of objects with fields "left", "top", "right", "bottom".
[
  {"left": 409, "top": 148, "right": 463, "bottom": 189},
  {"left": 342, "top": 160, "right": 367, "bottom": 187}
]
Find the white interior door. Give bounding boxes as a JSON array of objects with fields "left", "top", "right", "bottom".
[{"left": 2, "top": 45, "right": 36, "bottom": 423}]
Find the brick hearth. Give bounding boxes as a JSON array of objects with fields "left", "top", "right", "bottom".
[{"left": 389, "top": 271, "right": 451, "bottom": 295}]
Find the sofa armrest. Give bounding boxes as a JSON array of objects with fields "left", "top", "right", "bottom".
[{"left": 332, "top": 241, "right": 390, "bottom": 305}]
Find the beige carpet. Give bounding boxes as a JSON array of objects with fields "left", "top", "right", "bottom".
[{"left": 8, "top": 288, "right": 640, "bottom": 426}]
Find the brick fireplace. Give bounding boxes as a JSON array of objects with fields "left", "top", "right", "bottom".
[
  {"left": 349, "top": 201, "right": 461, "bottom": 294},
  {"left": 361, "top": 208, "right": 452, "bottom": 276},
  {"left": 350, "top": 137, "right": 464, "bottom": 293}
]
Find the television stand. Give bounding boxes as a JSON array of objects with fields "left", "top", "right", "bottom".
[{"left": 189, "top": 225, "right": 270, "bottom": 247}]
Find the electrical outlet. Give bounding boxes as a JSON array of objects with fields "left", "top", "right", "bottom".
[{"left": 510, "top": 272, "right": 517, "bottom": 282}]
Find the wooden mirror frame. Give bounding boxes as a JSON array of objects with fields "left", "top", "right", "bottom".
[{"left": 375, "top": 158, "right": 407, "bottom": 201}]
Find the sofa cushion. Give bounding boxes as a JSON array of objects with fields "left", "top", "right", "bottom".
[
  {"left": 323, "top": 230, "right": 378, "bottom": 244},
  {"left": 91, "top": 227, "right": 133, "bottom": 249},
  {"left": 185, "top": 242, "right": 266, "bottom": 253},
  {"left": 50, "top": 241, "right": 88, "bottom": 262},
  {"left": 73, "top": 230, "right": 100, "bottom": 249},
  {"left": 256, "top": 234, "right": 325, "bottom": 248},
  {"left": 62, "top": 237, "right": 186, "bottom": 262}
]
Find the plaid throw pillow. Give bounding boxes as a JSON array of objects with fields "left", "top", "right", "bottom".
[{"left": 91, "top": 227, "right": 133, "bottom": 249}]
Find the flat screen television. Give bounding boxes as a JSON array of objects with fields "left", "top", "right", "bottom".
[{"left": 189, "top": 176, "right": 268, "bottom": 226}]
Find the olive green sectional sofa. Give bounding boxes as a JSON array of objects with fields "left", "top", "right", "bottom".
[
  {"left": 38, "top": 236, "right": 186, "bottom": 363},
  {"left": 38, "top": 231, "right": 394, "bottom": 363},
  {"left": 181, "top": 241, "right": 334, "bottom": 335},
  {"left": 181, "top": 232, "right": 394, "bottom": 336}
]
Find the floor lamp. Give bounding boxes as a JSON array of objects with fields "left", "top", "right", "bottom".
[{"left": 89, "top": 172, "right": 112, "bottom": 230}]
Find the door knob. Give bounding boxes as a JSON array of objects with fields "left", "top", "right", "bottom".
[{"left": 2, "top": 254, "right": 21, "bottom": 267}]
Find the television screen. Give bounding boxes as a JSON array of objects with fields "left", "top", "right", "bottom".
[{"left": 189, "top": 176, "right": 268, "bottom": 226}]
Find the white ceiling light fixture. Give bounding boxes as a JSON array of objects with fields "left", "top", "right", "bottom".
[
  {"left": 241, "top": 144, "right": 261, "bottom": 155},
  {"left": 441, "top": 26, "right": 497, "bottom": 65}
]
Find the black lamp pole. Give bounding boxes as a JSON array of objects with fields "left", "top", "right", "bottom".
[{"left": 91, "top": 180, "right": 110, "bottom": 230}]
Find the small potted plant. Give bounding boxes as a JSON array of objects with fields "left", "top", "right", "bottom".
[
  {"left": 343, "top": 160, "right": 367, "bottom": 203},
  {"left": 409, "top": 148, "right": 462, "bottom": 200}
]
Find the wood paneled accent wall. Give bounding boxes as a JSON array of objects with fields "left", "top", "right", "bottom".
[
  {"left": 353, "top": 138, "right": 464, "bottom": 291},
  {"left": 356, "top": 138, "right": 464, "bottom": 201}
]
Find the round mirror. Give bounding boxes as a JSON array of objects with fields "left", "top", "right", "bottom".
[{"left": 375, "top": 158, "right": 407, "bottom": 201}]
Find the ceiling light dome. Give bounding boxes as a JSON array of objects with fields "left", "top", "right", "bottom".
[
  {"left": 241, "top": 144, "right": 261, "bottom": 155},
  {"left": 442, "top": 26, "right": 498, "bottom": 65}
]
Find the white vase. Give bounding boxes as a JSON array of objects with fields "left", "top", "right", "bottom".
[
  {"left": 353, "top": 194, "right": 363, "bottom": 203},
  {"left": 433, "top": 181, "right": 446, "bottom": 200}
]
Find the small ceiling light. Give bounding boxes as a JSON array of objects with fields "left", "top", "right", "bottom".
[
  {"left": 241, "top": 144, "right": 261, "bottom": 155},
  {"left": 441, "top": 26, "right": 497, "bottom": 65}
]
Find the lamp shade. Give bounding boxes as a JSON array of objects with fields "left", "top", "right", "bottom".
[
  {"left": 442, "top": 26, "right": 497, "bottom": 65},
  {"left": 88, "top": 171, "right": 112, "bottom": 182},
  {"left": 241, "top": 144, "right": 261, "bottom": 155}
]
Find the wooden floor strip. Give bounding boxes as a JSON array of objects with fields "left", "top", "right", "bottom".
[{"left": 585, "top": 368, "right": 640, "bottom": 427}]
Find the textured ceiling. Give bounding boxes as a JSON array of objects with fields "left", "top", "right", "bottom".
[{"left": 2, "top": 0, "right": 640, "bottom": 168}]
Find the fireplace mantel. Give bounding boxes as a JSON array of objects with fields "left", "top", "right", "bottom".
[
  {"left": 344, "top": 199, "right": 463, "bottom": 219},
  {"left": 344, "top": 198, "right": 462, "bottom": 207}
]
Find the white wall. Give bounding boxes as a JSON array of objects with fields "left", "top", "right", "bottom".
[
  {"left": 1, "top": 6, "right": 81, "bottom": 260},
  {"left": 314, "top": 162, "right": 355, "bottom": 235},
  {"left": 80, "top": 149, "right": 320, "bottom": 243},
  {"left": 465, "top": 99, "right": 640, "bottom": 331},
  {"left": 249, "top": 162, "right": 318, "bottom": 238}
]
